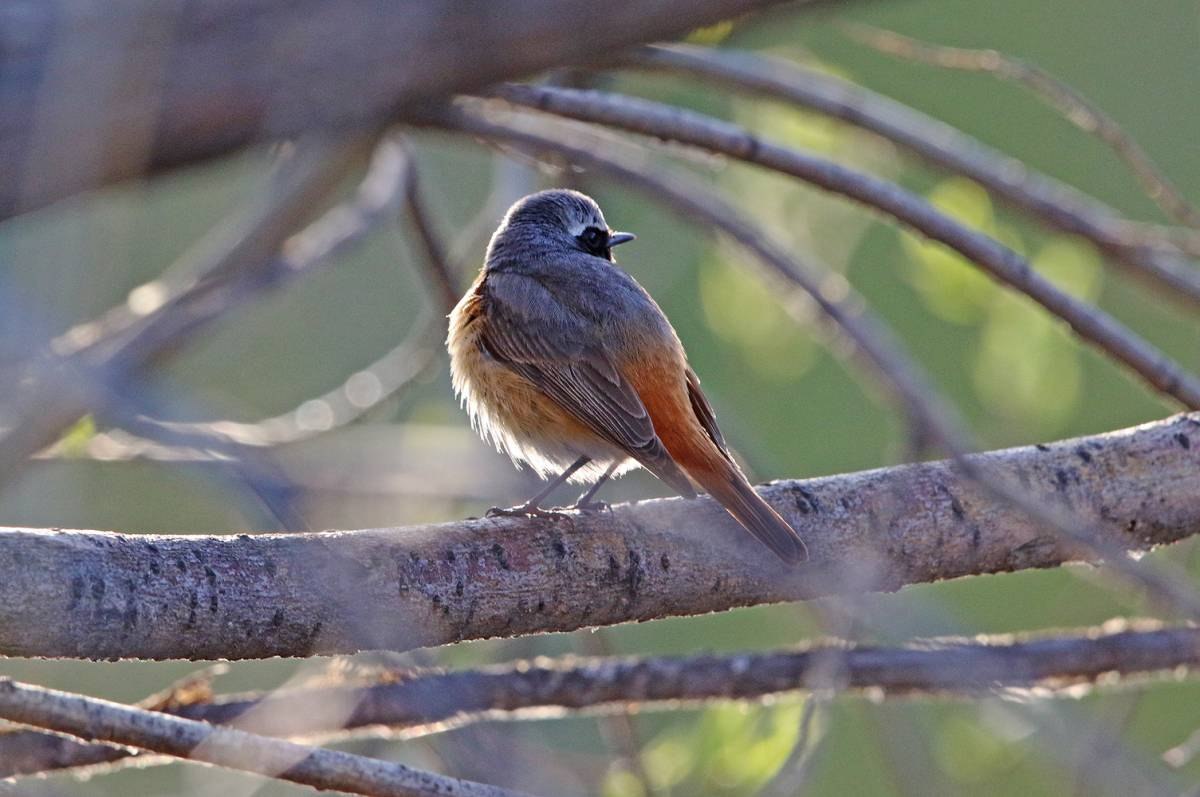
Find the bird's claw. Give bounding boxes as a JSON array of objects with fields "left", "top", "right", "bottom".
[{"left": 486, "top": 504, "right": 567, "bottom": 519}]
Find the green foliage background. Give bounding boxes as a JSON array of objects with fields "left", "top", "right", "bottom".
[{"left": 3, "top": 1, "right": 1198, "bottom": 794}]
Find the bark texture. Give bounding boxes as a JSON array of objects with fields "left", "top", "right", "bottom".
[{"left": 1, "top": 414, "right": 1196, "bottom": 660}]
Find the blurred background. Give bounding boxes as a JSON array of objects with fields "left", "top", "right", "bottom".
[{"left": 2, "top": 0, "right": 1199, "bottom": 794}]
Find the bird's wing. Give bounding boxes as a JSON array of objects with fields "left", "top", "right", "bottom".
[
  {"left": 685, "top": 366, "right": 728, "bottom": 455},
  {"left": 481, "top": 271, "right": 695, "bottom": 495}
]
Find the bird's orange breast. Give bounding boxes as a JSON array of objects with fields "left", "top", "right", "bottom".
[{"left": 447, "top": 277, "right": 614, "bottom": 469}]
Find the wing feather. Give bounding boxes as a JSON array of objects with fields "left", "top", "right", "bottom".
[
  {"left": 685, "top": 367, "right": 728, "bottom": 454},
  {"left": 481, "top": 271, "right": 695, "bottom": 495}
]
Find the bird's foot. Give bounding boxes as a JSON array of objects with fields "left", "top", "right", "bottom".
[
  {"left": 571, "top": 499, "right": 611, "bottom": 514},
  {"left": 486, "top": 503, "right": 568, "bottom": 519}
]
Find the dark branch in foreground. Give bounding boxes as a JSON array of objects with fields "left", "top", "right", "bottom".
[
  {"left": 0, "top": 679, "right": 529, "bottom": 797},
  {"left": 0, "top": 0, "right": 803, "bottom": 219},
  {"left": 0, "top": 414, "right": 1197, "bottom": 661},
  {"left": 3, "top": 622, "right": 1196, "bottom": 780}
]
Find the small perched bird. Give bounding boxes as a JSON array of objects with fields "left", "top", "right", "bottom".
[{"left": 447, "top": 189, "right": 808, "bottom": 564}]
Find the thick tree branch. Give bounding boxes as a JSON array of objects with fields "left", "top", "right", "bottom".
[
  {"left": 4, "top": 622, "right": 1198, "bottom": 780},
  {"left": 0, "top": 414, "right": 1196, "bottom": 661},
  {"left": 617, "top": 45, "right": 1200, "bottom": 310},
  {"left": 0, "top": 679, "right": 530, "bottom": 797},
  {"left": 485, "top": 84, "right": 1200, "bottom": 409},
  {"left": 0, "top": 0, "right": 817, "bottom": 219}
]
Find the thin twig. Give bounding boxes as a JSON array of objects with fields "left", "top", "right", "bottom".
[
  {"left": 844, "top": 24, "right": 1200, "bottom": 229},
  {"left": 485, "top": 84, "right": 1200, "bottom": 409},
  {"left": 4, "top": 622, "right": 1199, "bottom": 780},
  {"left": 616, "top": 44, "right": 1200, "bottom": 309},
  {"left": 126, "top": 312, "right": 441, "bottom": 450},
  {"left": 577, "top": 630, "right": 655, "bottom": 795},
  {"left": 757, "top": 695, "right": 824, "bottom": 797},
  {"left": 0, "top": 678, "right": 532, "bottom": 797},
  {"left": 402, "top": 151, "right": 464, "bottom": 314}
]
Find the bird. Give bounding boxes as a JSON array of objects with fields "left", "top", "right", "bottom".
[{"left": 447, "top": 189, "right": 808, "bottom": 564}]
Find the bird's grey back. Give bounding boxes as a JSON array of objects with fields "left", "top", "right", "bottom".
[{"left": 483, "top": 187, "right": 674, "bottom": 338}]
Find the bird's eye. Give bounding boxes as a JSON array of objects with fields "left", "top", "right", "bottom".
[{"left": 578, "top": 226, "right": 608, "bottom": 254}]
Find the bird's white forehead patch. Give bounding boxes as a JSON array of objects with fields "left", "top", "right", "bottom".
[{"left": 567, "top": 212, "right": 605, "bottom": 237}]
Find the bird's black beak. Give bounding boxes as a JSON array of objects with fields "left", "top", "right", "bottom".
[{"left": 608, "top": 231, "right": 636, "bottom": 247}]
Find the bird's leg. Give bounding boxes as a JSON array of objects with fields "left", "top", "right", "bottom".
[
  {"left": 487, "top": 456, "right": 591, "bottom": 518},
  {"left": 571, "top": 462, "right": 618, "bottom": 513}
]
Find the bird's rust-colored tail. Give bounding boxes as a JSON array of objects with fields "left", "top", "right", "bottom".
[
  {"left": 686, "top": 459, "right": 809, "bottom": 564},
  {"left": 626, "top": 354, "right": 808, "bottom": 564}
]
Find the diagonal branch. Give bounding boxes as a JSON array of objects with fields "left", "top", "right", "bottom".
[
  {"left": 0, "top": 413, "right": 1196, "bottom": 661},
  {"left": 844, "top": 24, "right": 1200, "bottom": 229},
  {"left": 485, "top": 84, "right": 1200, "bottom": 409},
  {"left": 0, "top": 679, "right": 531, "bottom": 797},
  {"left": 125, "top": 315, "right": 441, "bottom": 450},
  {"left": 616, "top": 45, "right": 1200, "bottom": 310},
  {"left": 4, "top": 622, "right": 1198, "bottom": 780},
  {"left": 402, "top": 152, "right": 466, "bottom": 314}
]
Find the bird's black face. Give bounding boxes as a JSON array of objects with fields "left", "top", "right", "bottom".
[
  {"left": 495, "top": 189, "right": 636, "bottom": 262},
  {"left": 575, "top": 225, "right": 636, "bottom": 261},
  {"left": 577, "top": 225, "right": 611, "bottom": 258}
]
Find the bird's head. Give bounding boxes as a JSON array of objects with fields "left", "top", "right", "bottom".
[{"left": 489, "top": 189, "right": 636, "bottom": 262}]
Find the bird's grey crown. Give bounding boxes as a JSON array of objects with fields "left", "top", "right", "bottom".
[
  {"left": 501, "top": 188, "right": 606, "bottom": 235},
  {"left": 485, "top": 189, "right": 611, "bottom": 265}
]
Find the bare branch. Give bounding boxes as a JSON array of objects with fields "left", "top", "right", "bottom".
[
  {"left": 616, "top": 45, "right": 1200, "bottom": 310},
  {"left": 5, "top": 622, "right": 1200, "bottom": 780},
  {"left": 402, "top": 154, "right": 466, "bottom": 314},
  {"left": 117, "top": 315, "right": 441, "bottom": 451},
  {"left": 844, "top": 24, "right": 1200, "bottom": 229},
  {"left": 0, "top": 135, "right": 396, "bottom": 490},
  {"left": 758, "top": 695, "right": 823, "bottom": 797},
  {"left": 0, "top": 0, "right": 818, "bottom": 219},
  {"left": 0, "top": 679, "right": 531, "bottom": 797},
  {"left": 0, "top": 413, "right": 1196, "bottom": 660},
  {"left": 485, "top": 84, "right": 1200, "bottom": 409}
]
